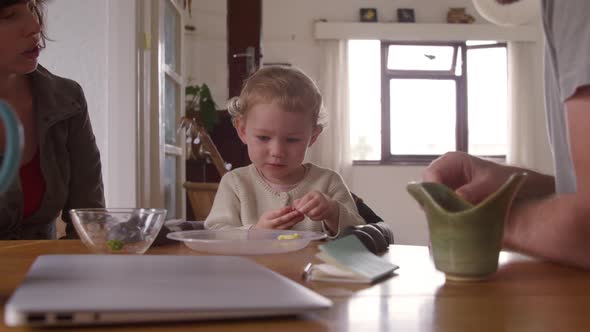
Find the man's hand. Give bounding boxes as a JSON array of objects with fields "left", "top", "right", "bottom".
[{"left": 423, "top": 151, "right": 513, "bottom": 204}]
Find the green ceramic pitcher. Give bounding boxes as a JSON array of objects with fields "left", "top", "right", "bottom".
[{"left": 407, "top": 172, "right": 527, "bottom": 281}]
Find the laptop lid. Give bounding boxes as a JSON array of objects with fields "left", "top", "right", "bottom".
[{"left": 5, "top": 255, "right": 332, "bottom": 327}]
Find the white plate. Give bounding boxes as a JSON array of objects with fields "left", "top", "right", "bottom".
[{"left": 166, "top": 229, "right": 326, "bottom": 255}]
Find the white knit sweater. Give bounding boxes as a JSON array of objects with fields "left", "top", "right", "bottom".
[{"left": 204, "top": 163, "right": 365, "bottom": 236}]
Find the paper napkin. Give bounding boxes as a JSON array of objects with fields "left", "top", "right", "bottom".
[{"left": 309, "top": 235, "right": 399, "bottom": 283}]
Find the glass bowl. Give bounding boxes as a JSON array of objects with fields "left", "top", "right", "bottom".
[
  {"left": 69, "top": 208, "right": 167, "bottom": 254},
  {"left": 166, "top": 229, "right": 326, "bottom": 255}
]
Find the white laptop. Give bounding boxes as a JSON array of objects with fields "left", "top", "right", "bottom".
[{"left": 4, "top": 255, "right": 332, "bottom": 327}]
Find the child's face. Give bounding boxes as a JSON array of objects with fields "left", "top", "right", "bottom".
[{"left": 236, "top": 101, "right": 321, "bottom": 185}]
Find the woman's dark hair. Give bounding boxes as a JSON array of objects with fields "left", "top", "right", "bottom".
[{"left": 0, "top": 0, "right": 48, "bottom": 47}]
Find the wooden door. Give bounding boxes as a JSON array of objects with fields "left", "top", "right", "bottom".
[{"left": 228, "top": 0, "right": 262, "bottom": 98}]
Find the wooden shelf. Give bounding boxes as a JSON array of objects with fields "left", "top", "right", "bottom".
[{"left": 314, "top": 22, "right": 540, "bottom": 42}]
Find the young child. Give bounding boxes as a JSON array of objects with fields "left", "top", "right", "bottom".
[{"left": 204, "top": 66, "right": 364, "bottom": 236}]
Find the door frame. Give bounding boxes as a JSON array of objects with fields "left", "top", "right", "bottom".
[{"left": 136, "top": 0, "right": 186, "bottom": 217}]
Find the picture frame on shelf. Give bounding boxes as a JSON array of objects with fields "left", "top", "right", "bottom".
[
  {"left": 397, "top": 8, "right": 415, "bottom": 23},
  {"left": 360, "top": 8, "right": 378, "bottom": 22}
]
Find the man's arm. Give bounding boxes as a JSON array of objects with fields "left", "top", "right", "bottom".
[
  {"left": 566, "top": 86, "right": 590, "bottom": 194},
  {"left": 504, "top": 86, "right": 590, "bottom": 269}
]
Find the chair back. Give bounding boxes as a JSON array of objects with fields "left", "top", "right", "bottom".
[{"left": 183, "top": 182, "right": 219, "bottom": 220}]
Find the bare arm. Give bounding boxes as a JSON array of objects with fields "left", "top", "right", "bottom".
[
  {"left": 503, "top": 165, "right": 555, "bottom": 201},
  {"left": 504, "top": 87, "right": 590, "bottom": 268}
]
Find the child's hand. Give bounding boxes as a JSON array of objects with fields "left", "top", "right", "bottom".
[
  {"left": 254, "top": 206, "right": 304, "bottom": 230},
  {"left": 293, "top": 191, "right": 339, "bottom": 223}
]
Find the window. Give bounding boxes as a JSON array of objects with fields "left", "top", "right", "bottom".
[{"left": 349, "top": 40, "right": 508, "bottom": 164}]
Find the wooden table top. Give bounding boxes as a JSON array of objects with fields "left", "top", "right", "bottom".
[{"left": 1, "top": 240, "right": 589, "bottom": 331}]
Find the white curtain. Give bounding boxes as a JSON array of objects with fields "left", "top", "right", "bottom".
[
  {"left": 506, "top": 41, "right": 546, "bottom": 171},
  {"left": 309, "top": 40, "right": 352, "bottom": 181}
]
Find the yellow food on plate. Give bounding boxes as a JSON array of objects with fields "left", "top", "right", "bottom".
[{"left": 277, "top": 233, "right": 301, "bottom": 240}]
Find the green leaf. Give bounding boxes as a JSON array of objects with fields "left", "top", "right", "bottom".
[
  {"left": 184, "top": 83, "right": 219, "bottom": 133},
  {"left": 198, "top": 84, "right": 220, "bottom": 132},
  {"left": 185, "top": 85, "right": 200, "bottom": 96},
  {"left": 106, "top": 239, "right": 124, "bottom": 251}
]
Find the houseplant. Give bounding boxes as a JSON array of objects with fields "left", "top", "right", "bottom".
[
  {"left": 179, "top": 84, "right": 230, "bottom": 221},
  {"left": 179, "top": 84, "right": 220, "bottom": 160},
  {"left": 183, "top": 83, "right": 219, "bottom": 132},
  {"left": 179, "top": 83, "right": 230, "bottom": 176}
]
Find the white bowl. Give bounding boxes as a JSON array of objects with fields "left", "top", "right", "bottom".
[{"left": 166, "top": 229, "right": 326, "bottom": 255}]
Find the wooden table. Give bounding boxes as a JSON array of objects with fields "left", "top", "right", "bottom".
[{"left": 1, "top": 240, "right": 589, "bottom": 331}]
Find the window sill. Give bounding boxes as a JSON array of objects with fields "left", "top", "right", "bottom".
[
  {"left": 314, "top": 22, "right": 540, "bottom": 42},
  {"left": 353, "top": 160, "right": 431, "bottom": 167},
  {"left": 353, "top": 155, "right": 506, "bottom": 167}
]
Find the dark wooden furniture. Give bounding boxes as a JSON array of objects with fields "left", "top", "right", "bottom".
[{"left": 185, "top": 111, "right": 250, "bottom": 219}]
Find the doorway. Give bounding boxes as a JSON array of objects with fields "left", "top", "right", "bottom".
[{"left": 183, "top": 0, "right": 261, "bottom": 219}]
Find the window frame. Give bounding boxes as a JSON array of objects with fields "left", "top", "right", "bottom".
[{"left": 353, "top": 40, "right": 507, "bottom": 166}]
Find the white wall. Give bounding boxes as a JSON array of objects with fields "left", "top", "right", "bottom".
[
  {"left": 105, "top": 1, "right": 137, "bottom": 208},
  {"left": 40, "top": 0, "right": 137, "bottom": 208},
  {"left": 185, "top": 0, "right": 228, "bottom": 107}
]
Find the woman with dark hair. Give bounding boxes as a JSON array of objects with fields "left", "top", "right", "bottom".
[{"left": 0, "top": 0, "right": 104, "bottom": 239}]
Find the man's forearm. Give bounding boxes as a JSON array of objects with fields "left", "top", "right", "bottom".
[
  {"left": 504, "top": 193, "right": 590, "bottom": 269},
  {"left": 503, "top": 164, "right": 555, "bottom": 200}
]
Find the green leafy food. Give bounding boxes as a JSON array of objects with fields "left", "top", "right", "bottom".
[{"left": 106, "top": 239, "right": 125, "bottom": 251}]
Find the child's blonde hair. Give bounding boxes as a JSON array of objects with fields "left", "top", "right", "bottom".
[{"left": 227, "top": 66, "right": 326, "bottom": 129}]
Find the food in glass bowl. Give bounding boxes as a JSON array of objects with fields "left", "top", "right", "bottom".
[{"left": 69, "top": 208, "right": 167, "bottom": 254}]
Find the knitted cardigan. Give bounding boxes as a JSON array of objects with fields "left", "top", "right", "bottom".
[{"left": 204, "top": 163, "right": 365, "bottom": 236}]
